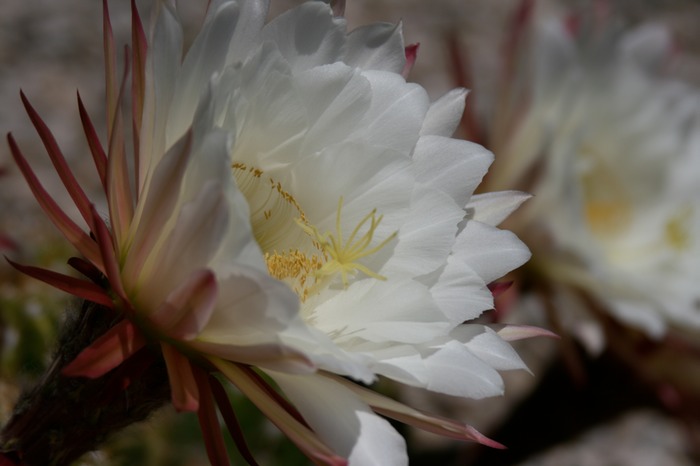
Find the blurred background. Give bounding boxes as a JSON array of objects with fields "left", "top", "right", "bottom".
[{"left": 1, "top": 0, "right": 699, "bottom": 464}]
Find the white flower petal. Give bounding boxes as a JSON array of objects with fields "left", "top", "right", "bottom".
[
  {"left": 270, "top": 372, "right": 409, "bottom": 466},
  {"left": 452, "top": 326, "right": 529, "bottom": 372},
  {"left": 453, "top": 220, "right": 531, "bottom": 284},
  {"left": 167, "top": 0, "right": 242, "bottom": 140},
  {"left": 197, "top": 266, "right": 299, "bottom": 345},
  {"left": 224, "top": 0, "right": 269, "bottom": 64},
  {"left": 295, "top": 64, "right": 373, "bottom": 155},
  {"left": 356, "top": 70, "right": 429, "bottom": 153},
  {"left": 262, "top": 2, "right": 346, "bottom": 72},
  {"left": 344, "top": 22, "right": 405, "bottom": 74},
  {"left": 140, "top": 1, "right": 183, "bottom": 182},
  {"left": 420, "top": 88, "right": 468, "bottom": 137},
  {"left": 383, "top": 187, "right": 462, "bottom": 276},
  {"left": 467, "top": 191, "right": 531, "bottom": 226},
  {"left": 312, "top": 279, "right": 448, "bottom": 345},
  {"left": 374, "top": 340, "right": 505, "bottom": 399},
  {"left": 413, "top": 135, "right": 493, "bottom": 207},
  {"left": 428, "top": 256, "right": 494, "bottom": 323}
]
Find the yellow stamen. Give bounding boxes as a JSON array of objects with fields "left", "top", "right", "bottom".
[
  {"left": 665, "top": 207, "right": 691, "bottom": 251},
  {"left": 232, "top": 162, "right": 308, "bottom": 252},
  {"left": 297, "top": 197, "right": 397, "bottom": 287},
  {"left": 265, "top": 249, "right": 325, "bottom": 302}
]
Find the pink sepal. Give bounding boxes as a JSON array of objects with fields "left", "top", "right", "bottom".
[
  {"left": 194, "top": 368, "right": 230, "bottom": 465},
  {"left": 330, "top": 375, "right": 506, "bottom": 449},
  {"left": 162, "top": 343, "right": 200, "bottom": 412},
  {"left": 6, "top": 258, "right": 113, "bottom": 309},
  {"left": 88, "top": 204, "right": 131, "bottom": 310},
  {"left": 7, "top": 133, "right": 103, "bottom": 271},
  {"left": 496, "top": 324, "right": 559, "bottom": 341},
  {"left": 19, "top": 92, "right": 94, "bottom": 229},
  {"left": 149, "top": 269, "right": 218, "bottom": 341},
  {"left": 402, "top": 43, "right": 419, "bottom": 78},
  {"left": 488, "top": 280, "right": 513, "bottom": 298},
  {"left": 77, "top": 93, "right": 107, "bottom": 191},
  {"left": 62, "top": 319, "right": 146, "bottom": 378}
]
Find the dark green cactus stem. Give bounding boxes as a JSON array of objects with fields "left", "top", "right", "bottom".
[{"left": 0, "top": 299, "right": 171, "bottom": 466}]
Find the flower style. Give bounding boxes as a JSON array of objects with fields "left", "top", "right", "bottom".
[
  {"left": 8, "top": 0, "right": 538, "bottom": 464},
  {"left": 470, "top": 4, "right": 700, "bottom": 340}
]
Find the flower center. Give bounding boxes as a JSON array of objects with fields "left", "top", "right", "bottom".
[
  {"left": 297, "top": 197, "right": 397, "bottom": 288},
  {"left": 580, "top": 146, "right": 632, "bottom": 236},
  {"left": 232, "top": 163, "right": 396, "bottom": 301},
  {"left": 232, "top": 162, "right": 309, "bottom": 252},
  {"left": 665, "top": 206, "right": 691, "bottom": 251}
]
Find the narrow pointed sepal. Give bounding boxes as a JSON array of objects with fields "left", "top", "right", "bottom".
[
  {"left": 330, "top": 0, "right": 346, "bottom": 16},
  {"left": 496, "top": 325, "right": 559, "bottom": 341},
  {"left": 402, "top": 43, "right": 419, "bottom": 78},
  {"left": 19, "top": 91, "right": 97, "bottom": 230},
  {"left": 162, "top": 343, "right": 200, "bottom": 412},
  {"left": 209, "top": 376, "right": 261, "bottom": 466},
  {"left": 330, "top": 375, "right": 506, "bottom": 449},
  {"left": 62, "top": 319, "right": 146, "bottom": 378},
  {"left": 105, "top": 46, "right": 135, "bottom": 245},
  {"left": 194, "top": 368, "right": 231, "bottom": 466},
  {"left": 488, "top": 280, "right": 513, "bottom": 298},
  {"left": 103, "top": 0, "right": 118, "bottom": 136},
  {"left": 88, "top": 204, "right": 131, "bottom": 308},
  {"left": 211, "top": 359, "right": 348, "bottom": 466},
  {"left": 7, "top": 133, "right": 103, "bottom": 271},
  {"left": 77, "top": 92, "right": 108, "bottom": 191},
  {"left": 6, "top": 258, "right": 113, "bottom": 308}
]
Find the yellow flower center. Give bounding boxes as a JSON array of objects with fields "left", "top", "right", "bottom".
[
  {"left": 233, "top": 163, "right": 396, "bottom": 301},
  {"left": 297, "top": 197, "right": 397, "bottom": 288},
  {"left": 580, "top": 145, "right": 632, "bottom": 236},
  {"left": 665, "top": 207, "right": 691, "bottom": 251}
]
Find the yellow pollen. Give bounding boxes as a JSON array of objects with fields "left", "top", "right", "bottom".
[
  {"left": 665, "top": 207, "right": 691, "bottom": 251},
  {"left": 296, "top": 197, "right": 397, "bottom": 288},
  {"left": 265, "top": 249, "right": 325, "bottom": 302},
  {"left": 232, "top": 162, "right": 309, "bottom": 252},
  {"left": 584, "top": 200, "right": 631, "bottom": 235},
  {"left": 580, "top": 144, "right": 633, "bottom": 236}
]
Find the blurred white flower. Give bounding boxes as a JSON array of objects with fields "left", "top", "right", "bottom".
[
  {"left": 9, "top": 0, "right": 537, "bottom": 464},
  {"left": 475, "top": 8, "right": 700, "bottom": 339}
]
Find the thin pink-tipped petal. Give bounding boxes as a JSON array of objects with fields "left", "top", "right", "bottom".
[
  {"left": 0, "top": 235, "right": 18, "bottom": 252},
  {"left": 149, "top": 269, "right": 217, "bottom": 340},
  {"left": 194, "top": 368, "right": 231, "bottom": 466},
  {"left": 211, "top": 359, "right": 347, "bottom": 466},
  {"left": 6, "top": 258, "right": 113, "bottom": 309},
  {"left": 503, "top": 0, "right": 535, "bottom": 83},
  {"left": 7, "top": 133, "right": 103, "bottom": 271},
  {"left": 209, "top": 376, "right": 261, "bottom": 466},
  {"left": 488, "top": 281, "right": 513, "bottom": 298},
  {"left": 496, "top": 325, "right": 559, "bottom": 341},
  {"left": 131, "top": 0, "right": 147, "bottom": 180},
  {"left": 103, "top": 0, "right": 118, "bottom": 137},
  {"left": 162, "top": 343, "right": 199, "bottom": 412},
  {"left": 106, "top": 46, "right": 135, "bottom": 245},
  {"left": 67, "top": 256, "right": 104, "bottom": 284},
  {"left": 20, "top": 91, "right": 95, "bottom": 229},
  {"left": 329, "top": 375, "right": 506, "bottom": 449},
  {"left": 77, "top": 92, "right": 107, "bottom": 191},
  {"left": 123, "top": 130, "right": 193, "bottom": 279},
  {"left": 88, "top": 204, "right": 130, "bottom": 308},
  {"left": 191, "top": 340, "right": 315, "bottom": 374},
  {"left": 402, "top": 43, "right": 419, "bottom": 78},
  {"left": 330, "top": 0, "right": 346, "bottom": 16},
  {"left": 62, "top": 319, "right": 145, "bottom": 378}
]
